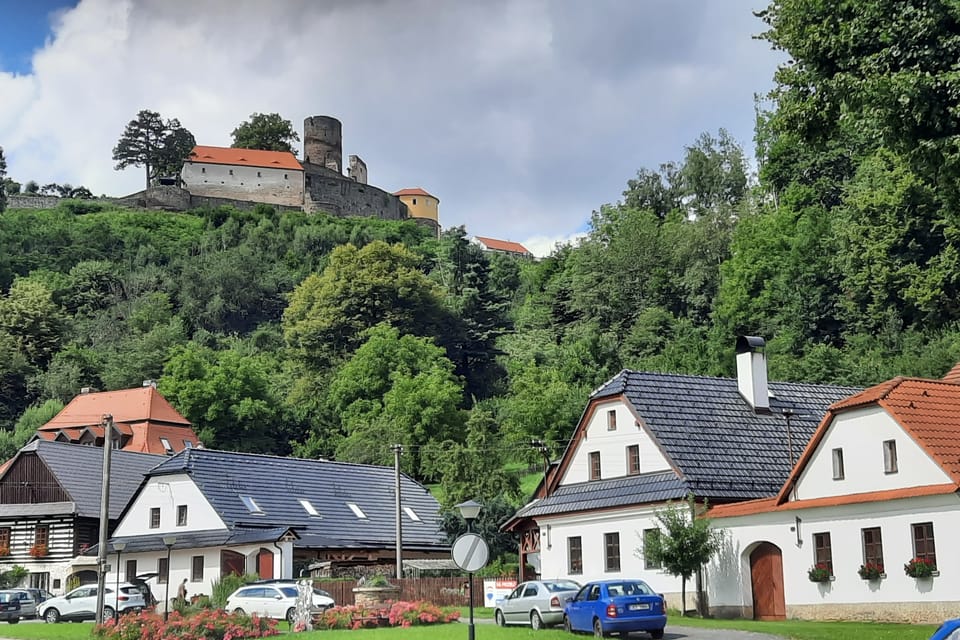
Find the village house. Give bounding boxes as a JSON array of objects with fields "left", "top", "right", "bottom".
[
  {"left": 0, "top": 440, "right": 162, "bottom": 593},
  {"left": 503, "top": 337, "right": 858, "bottom": 611},
  {"left": 707, "top": 368, "right": 960, "bottom": 624},
  {"left": 472, "top": 236, "right": 533, "bottom": 259},
  {"left": 96, "top": 448, "right": 448, "bottom": 609},
  {"left": 34, "top": 382, "right": 201, "bottom": 455}
]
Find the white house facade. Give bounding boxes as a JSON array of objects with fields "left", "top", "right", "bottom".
[
  {"left": 708, "top": 375, "right": 960, "bottom": 623},
  {"left": 181, "top": 146, "right": 305, "bottom": 207}
]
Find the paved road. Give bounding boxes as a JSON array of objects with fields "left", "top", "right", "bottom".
[{"left": 463, "top": 617, "right": 784, "bottom": 639}]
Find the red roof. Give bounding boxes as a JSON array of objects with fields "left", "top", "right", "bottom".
[
  {"left": 393, "top": 187, "right": 437, "bottom": 199},
  {"left": 187, "top": 145, "right": 303, "bottom": 171},
  {"left": 474, "top": 236, "right": 531, "bottom": 256},
  {"left": 39, "top": 387, "right": 199, "bottom": 455}
]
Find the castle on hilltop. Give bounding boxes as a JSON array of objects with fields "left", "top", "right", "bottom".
[{"left": 121, "top": 115, "right": 439, "bottom": 234}]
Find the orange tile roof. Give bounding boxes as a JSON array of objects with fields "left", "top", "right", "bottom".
[
  {"left": 943, "top": 362, "right": 960, "bottom": 383},
  {"left": 187, "top": 145, "right": 303, "bottom": 171},
  {"left": 711, "top": 483, "right": 958, "bottom": 518},
  {"left": 474, "top": 236, "right": 532, "bottom": 255},
  {"left": 393, "top": 187, "right": 437, "bottom": 199},
  {"left": 775, "top": 376, "right": 960, "bottom": 506},
  {"left": 38, "top": 387, "right": 199, "bottom": 454}
]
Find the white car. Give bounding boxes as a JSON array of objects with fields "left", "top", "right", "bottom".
[
  {"left": 226, "top": 582, "right": 335, "bottom": 623},
  {"left": 39, "top": 584, "right": 146, "bottom": 623}
]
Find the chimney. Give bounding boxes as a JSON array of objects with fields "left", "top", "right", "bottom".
[
  {"left": 80, "top": 387, "right": 95, "bottom": 394},
  {"left": 736, "top": 336, "right": 769, "bottom": 412},
  {"left": 142, "top": 379, "right": 157, "bottom": 388}
]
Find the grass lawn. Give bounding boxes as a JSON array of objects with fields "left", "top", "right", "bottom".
[{"left": 0, "top": 613, "right": 939, "bottom": 640}]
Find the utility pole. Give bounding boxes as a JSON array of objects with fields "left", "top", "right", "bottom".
[
  {"left": 95, "top": 415, "right": 114, "bottom": 624},
  {"left": 392, "top": 444, "right": 403, "bottom": 580},
  {"left": 530, "top": 440, "right": 551, "bottom": 498}
]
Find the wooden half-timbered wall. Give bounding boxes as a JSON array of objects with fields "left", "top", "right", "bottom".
[{"left": 0, "top": 452, "right": 69, "bottom": 503}]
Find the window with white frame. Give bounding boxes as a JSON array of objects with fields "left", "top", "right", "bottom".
[
  {"left": 832, "top": 448, "right": 844, "bottom": 480},
  {"left": 883, "top": 440, "right": 898, "bottom": 474}
]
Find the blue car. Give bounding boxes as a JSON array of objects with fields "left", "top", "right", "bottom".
[
  {"left": 563, "top": 579, "right": 666, "bottom": 639},
  {"left": 930, "top": 619, "right": 960, "bottom": 640}
]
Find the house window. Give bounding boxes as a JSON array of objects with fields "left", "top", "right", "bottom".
[
  {"left": 883, "top": 440, "right": 898, "bottom": 474},
  {"left": 832, "top": 448, "right": 844, "bottom": 480},
  {"left": 177, "top": 505, "right": 188, "bottom": 527},
  {"left": 158, "top": 557, "right": 168, "bottom": 584},
  {"left": 150, "top": 507, "right": 160, "bottom": 529},
  {"left": 912, "top": 522, "right": 936, "bottom": 565},
  {"left": 813, "top": 532, "right": 833, "bottom": 574},
  {"left": 568, "top": 536, "right": 583, "bottom": 574},
  {"left": 627, "top": 445, "right": 641, "bottom": 475},
  {"left": 862, "top": 527, "right": 883, "bottom": 568},
  {"left": 160, "top": 437, "right": 173, "bottom": 454},
  {"left": 607, "top": 410, "right": 617, "bottom": 431},
  {"left": 240, "top": 495, "right": 264, "bottom": 515},
  {"left": 589, "top": 452, "right": 601, "bottom": 481},
  {"left": 191, "top": 556, "right": 204, "bottom": 582},
  {"left": 183, "top": 440, "right": 193, "bottom": 449},
  {"left": 125, "top": 559, "right": 137, "bottom": 582},
  {"left": 643, "top": 529, "right": 662, "bottom": 569},
  {"left": 34, "top": 525, "right": 48, "bottom": 547},
  {"left": 604, "top": 532, "right": 621, "bottom": 572}
]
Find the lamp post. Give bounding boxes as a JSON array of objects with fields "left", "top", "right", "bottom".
[
  {"left": 162, "top": 536, "right": 176, "bottom": 621},
  {"left": 113, "top": 542, "right": 126, "bottom": 620},
  {"left": 456, "top": 500, "right": 482, "bottom": 640}
]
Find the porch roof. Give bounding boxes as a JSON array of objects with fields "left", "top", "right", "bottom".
[{"left": 86, "top": 526, "right": 296, "bottom": 555}]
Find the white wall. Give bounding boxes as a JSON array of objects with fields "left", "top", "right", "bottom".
[
  {"left": 113, "top": 474, "right": 226, "bottom": 537},
  {"left": 182, "top": 162, "right": 304, "bottom": 207},
  {"left": 708, "top": 494, "right": 960, "bottom": 609},
  {"left": 563, "top": 400, "right": 671, "bottom": 484},
  {"left": 795, "top": 407, "right": 952, "bottom": 500}
]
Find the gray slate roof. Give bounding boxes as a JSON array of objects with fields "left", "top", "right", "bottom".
[
  {"left": 146, "top": 449, "right": 447, "bottom": 551},
  {"left": 515, "top": 471, "right": 686, "bottom": 519},
  {"left": 593, "top": 370, "right": 860, "bottom": 499},
  {"left": 7, "top": 440, "right": 163, "bottom": 519},
  {"left": 89, "top": 527, "right": 295, "bottom": 555}
]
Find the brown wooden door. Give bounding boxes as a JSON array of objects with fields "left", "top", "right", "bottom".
[
  {"left": 750, "top": 542, "right": 786, "bottom": 620},
  {"left": 257, "top": 549, "right": 274, "bottom": 579},
  {"left": 220, "top": 550, "right": 245, "bottom": 577}
]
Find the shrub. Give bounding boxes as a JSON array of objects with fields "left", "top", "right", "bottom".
[
  {"left": 314, "top": 601, "right": 460, "bottom": 630},
  {"left": 211, "top": 572, "right": 259, "bottom": 608},
  {"left": 388, "top": 600, "right": 460, "bottom": 627},
  {"left": 92, "top": 609, "right": 278, "bottom": 640},
  {"left": 904, "top": 557, "right": 937, "bottom": 578},
  {"left": 807, "top": 563, "right": 832, "bottom": 582}
]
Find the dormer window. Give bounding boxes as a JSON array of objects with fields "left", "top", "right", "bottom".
[
  {"left": 832, "top": 448, "right": 844, "bottom": 480},
  {"left": 240, "top": 495, "right": 264, "bottom": 515},
  {"left": 298, "top": 499, "right": 320, "bottom": 517},
  {"left": 346, "top": 502, "right": 367, "bottom": 519},
  {"left": 883, "top": 440, "right": 898, "bottom": 474},
  {"left": 607, "top": 410, "right": 617, "bottom": 431}
]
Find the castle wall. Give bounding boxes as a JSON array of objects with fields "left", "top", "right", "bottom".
[
  {"left": 182, "top": 162, "right": 303, "bottom": 207},
  {"left": 348, "top": 155, "right": 368, "bottom": 185},
  {"left": 7, "top": 195, "right": 61, "bottom": 210},
  {"left": 302, "top": 163, "right": 407, "bottom": 220}
]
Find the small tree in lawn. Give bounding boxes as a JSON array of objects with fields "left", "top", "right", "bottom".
[{"left": 638, "top": 494, "right": 723, "bottom": 616}]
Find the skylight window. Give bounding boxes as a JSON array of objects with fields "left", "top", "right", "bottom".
[
  {"left": 298, "top": 499, "right": 320, "bottom": 517},
  {"left": 403, "top": 507, "right": 421, "bottom": 522},
  {"left": 240, "top": 495, "right": 264, "bottom": 515},
  {"left": 346, "top": 502, "right": 367, "bottom": 519},
  {"left": 183, "top": 440, "right": 193, "bottom": 449},
  {"left": 160, "top": 437, "right": 174, "bottom": 454}
]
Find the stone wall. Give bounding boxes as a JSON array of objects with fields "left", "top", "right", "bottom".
[
  {"left": 113, "top": 186, "right": 301, "bottom": 213},
  {"left": 710, "top": 600, "right": 956, "bottom": 625},
  {"left": 7, "top": 195, "right": 61, "bottom": 210},
  {"left": 302, "top": 163, "right": 407, "bottom": 220}
]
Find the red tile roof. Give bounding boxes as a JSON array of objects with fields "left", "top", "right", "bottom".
[
  {"left": 474, "top": 236, "right": 532, "bottom": 255},
  {"left": 187, "top": 145, "right": 303, "bottom": 171},
  {"left": 39, "top": 387, "right": 199, "bottom": 455},
  {"left": 772, "top": 375, "right": 960, "bottom": 507},
  {"left": 943, "top": 363, "right": 960, "bottom": 383},
  {"left": 393, "top": 187, "right": 437, "bottom": 199}
]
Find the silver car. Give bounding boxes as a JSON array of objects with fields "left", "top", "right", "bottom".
[
  {"left": 1, "top": 590, "right": 35, "bottom": 618},
  {"left": 494, "top": 579, "right": 581, "bottom": 630}
]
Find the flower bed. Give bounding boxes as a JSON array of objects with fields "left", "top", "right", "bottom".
[
  {"left": 92, "top": 608, "right": 279, "bottom": 640},
  {"left": 314, "top": 600, "right": 461, "bottom": 630},
  {"left": 904, "top": 557, "right": 937, "bottom": 578}
]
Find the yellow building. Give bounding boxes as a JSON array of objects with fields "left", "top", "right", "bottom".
[{"left": 394, "top": 187, "right": 439, "bottom": 226}]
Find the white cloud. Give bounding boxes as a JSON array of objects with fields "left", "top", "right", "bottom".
[
  {"left": 521, "top": 231, "right": 589, "bottom": 259},
  {"left": 0, "top": 0, "right": 783, "bottom": 239}
]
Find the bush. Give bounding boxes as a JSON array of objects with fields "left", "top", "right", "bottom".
[
  {"left": 92, "top": 609, "right": 278, "bottom": 640},
  {"left": 211, "top": 573, "right": 259, "bottom": 608},
  {"left": 314, "top": 601, "right": 460, "bottom": 630}
]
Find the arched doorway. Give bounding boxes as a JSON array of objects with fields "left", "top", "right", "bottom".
[
  {"left": 220, "top": 550, "right": 245, "bottom": 577},
  {"left": 749, "top": 542, "right": 785, "bottom": 620},
  {"left": 257, "top": 548, "right": 274, "bottom": 580}
]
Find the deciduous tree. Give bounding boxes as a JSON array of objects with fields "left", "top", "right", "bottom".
[{"left": 231, "top": 112, "right": 300, "bottom": 153}]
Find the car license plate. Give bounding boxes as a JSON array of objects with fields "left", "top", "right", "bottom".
[{"left": 629, "top": 603, "right": 650, "bottom": 611}]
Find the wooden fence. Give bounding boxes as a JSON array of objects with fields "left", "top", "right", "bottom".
[{"left": 315, "top": 576, "right": 502, "bottom": 608}]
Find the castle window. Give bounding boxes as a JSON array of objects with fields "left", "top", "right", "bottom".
[
  {"left": 201, "top": 167, "right": 205, "bottom": 174},
  {"left": 257, "top": 171, "right": 261, "bottom": 177},
  {"left": 412, "top": 198, "right": 417, "bottom": 205},
  {"left": 229, "top": 169, "right": 233, "bottom": 176},
  {"left": 284, "top": 174, "right": 288, "bottom": 179}
]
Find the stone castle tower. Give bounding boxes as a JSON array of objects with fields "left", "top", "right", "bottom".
[{"left": 303, "top": 115, "right": 343, "bottom": 173}]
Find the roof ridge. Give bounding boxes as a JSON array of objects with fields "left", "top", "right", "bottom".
[{"left": 158, "top": 447, "right": 412, "bottom": 474}]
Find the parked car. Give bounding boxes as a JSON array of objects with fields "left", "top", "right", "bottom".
[
  {"left": 930, "top": 618, "right": 960, "bottom": 640},
  {"left": 563, "top": 579, "right": 666, "bottom": 639},
  {"left": 494, "top": 579, "right": 581, "bottom": 629},
  {"left": 39, "top": 583, "right": 146, "bottom": 623},
  {"left": 24, "top": 588, "right": 53, "bottom": 606},
  {"left": 0, "top": 591, "right": 20, "bottom": 623},
  {"left": 226, "top": 582, "right": 334, "bottom": 623},
  {"left": 2, "top": 590, "right": 35, "bottom": 618}
]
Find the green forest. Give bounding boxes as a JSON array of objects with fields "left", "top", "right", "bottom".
[{"left": 1, "top": 0, "right": 960, "bottom": 538}]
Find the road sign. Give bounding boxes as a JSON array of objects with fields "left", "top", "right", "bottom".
[{"left": 452, "top": 533, "right": 489, "bottom": 572}]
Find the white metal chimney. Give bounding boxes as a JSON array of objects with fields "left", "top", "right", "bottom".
[{"left": 736, "top": 336, "right": 769, "bottom": 412}]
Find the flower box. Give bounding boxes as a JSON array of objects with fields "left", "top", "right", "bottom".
[
  {"left": 904, "top": 557, "right": 937, "bottom": 578},
  {"left": 0, "top": 545, "right": 10, "bottom": 557},
  {"left": 858, "top": 563, "right": 884, "bottom": 580},
  {"left": 807, "top": 563, "right": 833, "bottom": 583},
  {"left": 28, "top": 543, "right": 48, "bottom": 558}
]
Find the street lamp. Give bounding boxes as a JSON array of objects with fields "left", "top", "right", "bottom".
[
  {"left": 162, "top": 536, "right": 176, "bottom": 621},
  {"left": 456, "top": 500, "right": 482, "bottom": 640},
  {"left": 113, "top": 542, "right": 126, "bottom": 620}
]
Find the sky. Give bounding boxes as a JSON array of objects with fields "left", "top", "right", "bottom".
[{"left": 0, "top": 0, "right": 784, "bottom": 257}]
